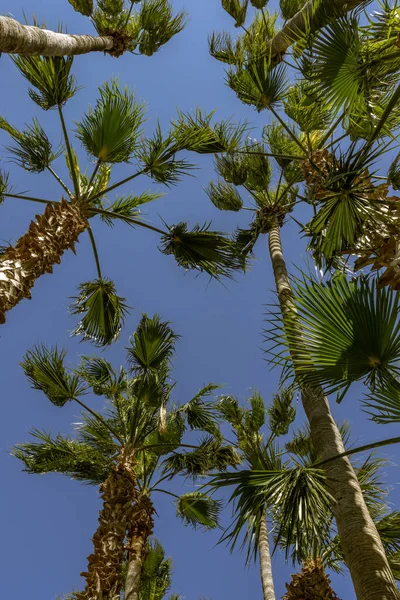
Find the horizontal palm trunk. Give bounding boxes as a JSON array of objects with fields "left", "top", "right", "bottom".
[
  {"left": 0, "top": 199, "right": 88, "bottom": 324},
  {"left": 268, "top": 221, "right": 400, "bottom": 600},
  {"left": 283, "top": 558, "right": 340, "bottom": 599},
  {"left": 76, "top": 462, "right": 138, "bottom": 600},
  {"left": 258, "top": 512, "right": 276, "bottom": 600},
  {"left": 0, "top": 16, "right": 115, "bottom": 56},
  {"left": 124, "top": 494, "right": 155, "bottom": 600},
  {"left": 267, "top": 0, "right": 365, "bottom": 62}
]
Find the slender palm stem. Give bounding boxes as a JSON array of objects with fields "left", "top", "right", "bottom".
[
  {"left": 73, "top": 396, "right": 123, "bottom": 444},
  {"left": 315, "top": 436, "right": 400, "bottom": 468},
  {"left": 47, "top": 166, "right": 72, "bottom": 198},
  {"left": 58, "top": 105, "right": 80, "bottom": 200},
  {"left": 87, "top": 159, "right": 102, "bottom": 192},
  {"left": 317, "top": 113, "right": 345, "bottom": 149},
  {"left": 87, "top": 226, "right": 103, "bottom": 279},
  {"left": 3, "top": 192, "right": 54, "bottom": 205},
  {"left": 89, "top": 207, "right": 167, "bottom": 235},
  {"left": 269, "top": 106, "right": 308, "bottom": 155},
  {"left": 152, "top": 488, "right": 180, "bottom": 499},
  {"left": 237, "top": 150, "right": 304, "bottom": 161}
]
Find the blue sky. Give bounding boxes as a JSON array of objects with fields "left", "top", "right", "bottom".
[{"left": 1, "top": 1, "right": 399, "bottom": 598}]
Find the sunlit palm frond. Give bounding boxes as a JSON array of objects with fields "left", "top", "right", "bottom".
[
  {"left": 13, "top": 429, "right": 113, "bottom": 484},
  {"left": 75, "top": 79, "right": 145, "bottom": 163},
  {"left": 176, "top": 492, "right": 222, "bottom": 530},
  {"left": 364, "top": 382, "right": 400, "bottom": 424},
  {"left": 100, "top": 191, "right": 164, "bottom": 226},
  {"left": 70, "top": 278, "right": 129, "bottom": 347},
  {"left": 267, "top": 387, "right": 296, "bottom": 437},
  {"left": 280, "top": 0, "right": 304, "bottom": 20},
  {"left": 227, "top": 59, "right": 288, "bottom": 111},
  {"left": 11, "top": 55, "right": 77, "bottom": 110},
  {"left": 160, "top": 221, "right": 247, "bottom": 280},
  {"left": 209, "top": 31, "right": 241, "bottom": 64},
  {"left": 222, "top": 0, "right": 249, "bottom": 28},
  {"left": 284, "top": 80, "right": 334, "bottom": 133},
  {"left": 21, "top": 345, "right": 85, "bottom": 407},
  {"left": 127, "top": 313, "right": 179, "bottom": 376},
  {"left": 163, "top": 435, "right": 240, "bottom": 478},
  {"left": 137, "top": 0, "right": 187, "bottom": 56},
  {"left": 77, "top": 356, "right": 121, "bottom": 397},
  {"left": 137, "top": 538, "right": 173, "bottom": 600},
  {"left": 267, "top": 273, "right": 400, "bottom": 397},
  {"left": 0, "top": 117, "right": 60, "bottom": 173}
]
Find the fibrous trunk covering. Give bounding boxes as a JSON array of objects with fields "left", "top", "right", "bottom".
[
  {"left": 124, "top": 494, "right": 155, "bottom": 600},
  {"left": 76, "top": 462, "right": 138, "bottom": 600},
  {"left": 283, "top": 558, "right": 340, "bottom": 600},
  {"left": 0, "top": 199, "right": 88, "bottom": 324},
  {"left": 268, "top": 221, "right": 400, "bottom": 600}
]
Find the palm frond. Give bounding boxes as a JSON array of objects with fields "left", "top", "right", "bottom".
[
  {"left": 284, "top": 80, "right": 334, "bottom": 133},
  {"left": 77, "top": 356, "right": 122, "bottom": 397},
  {"left": 75, "top": 79, "right": 145, "bottom": 163},
  {"left": 364, "top": 382, "right": 400, "bottom": 424},
  {"left": 206, "top": 180, "right": 243, "bottom": 212},
  {"left": 178, "top": 384, "right": 221, "bottom": 433},
  {"left": 267, "top": 387, "right": 296, "bottom": 437},
  {"left": 176, "top": 492, "right": 222, "bottom": 530},
  {"left": 267, "top": 273, "right": 400, "bottom": 397},
  {"left": 127, "top": 313, "right": 179, "bottom": 376},
  {"left": 68, "top": 0, "right": 93, "bottom": 16},
  {"left": 209, "top": 31, "right": 241, "bottom": 64},
  {"left": 138, "top": 538, "right": 173, "bottom": 600},
  {"left": 0, "top": 169, "right": 9, "bottom": 205},
  {"left": 222, "top": 0, "right": 249, "bottom": 27},
  {"left": 70, "top": 278, "right": 129, "bottom": 347},
  {"left": 21, "top": 345, "right": 85, "bottom": 407},
  {"left": 227, "top": 59, "right": 288, "bottom": 111},
  {"left": 160, "top": 221, "right": 247, "bottom": 280},
  {"left": 100, "top": 191, "right": 163, "bottom": 225},
  {"left": 12, "top": 429, "right": 112, "bottom": 485},
  {"left": 11, "top": 55, "right": 77, "bottom": 110},
  {"left": 137, "top": 0, "right": 187, "bottom": 56}
]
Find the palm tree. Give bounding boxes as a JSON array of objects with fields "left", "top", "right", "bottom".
[
  {"left": 0, "top": 0, "right": 186, "bottom": 57},
  {"left": 0, "top": 54, "right": 246, "bottom": 342},
  {"left": 203, "top": 2, "right": 400, "bottom": 598},
  {"left": 13, "top": 314, "right": 237, "bottom": 599}
]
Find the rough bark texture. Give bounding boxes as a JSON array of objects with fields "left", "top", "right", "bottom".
[
  {"left": 76, "top": 461, "right": 138, "bottom": 600},
  {"left": 283, "top": 558, "right": 340, "bottom": 599},
  {"left": 0, "top": 199, "right": 88, "bottom": 324},
  {"left": 268, "top": 221, "right": 400, "bottom": 600},
  {"left": 0, "top": 16, "right": 115, "bottom": 56},
  {"left": 124, "top": 494, "right": 155, "bottom": 600},
  {"left": 268, "top": 0, "right": 364, "bottom": 62},
  {"left": 259, "top": 513, "right": 276, "bottom": 600}
]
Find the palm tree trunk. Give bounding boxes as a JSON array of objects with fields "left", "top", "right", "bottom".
[
  {"left": 0, "top": 199, "right": 88, "bottom": 324},
  {"left": 283, "top": 558, "right": 340, "bottom": 599},
  {"left": 258, "top": 512, "right": 276, "bottom": 600},
  {"left": 267, "top": 0, "right": 364, "bottom": 63},
  {"left": 0, "top": 16, "right": 116, "bottom": 56},
  {"left": 267, "top": 220, "right": 400, "bottom": 600},
  {"left": 124, "top": 494, "right": 155, "bottom": 600},
  {"left": 76, "top": 463, "right": 138, "bottom": 600}
]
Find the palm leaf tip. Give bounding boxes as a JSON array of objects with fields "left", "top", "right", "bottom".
[
  {"left": 160, "top": 221, "right": 247, "bottom": 279},
  {"left": 70, "top": 278, "right": 129, "bottom": 347},
  {"left": 21, "top": 345, "right": 84, "bottom": 406},
  {"left": 176, "top": 492, "right": 222, "bottom": 530}
]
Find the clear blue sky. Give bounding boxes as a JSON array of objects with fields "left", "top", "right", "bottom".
[{"left": 1, "top": 1, "right": 399, "bottom": 598}]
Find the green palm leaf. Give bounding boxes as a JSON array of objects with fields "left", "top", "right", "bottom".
[
  {"left": 267, "top": 387, "right": 296, "bottom": 437},
  {"left": 0, "top": 117, "right": 59, "bottom": 173},
  {"left": 364, "top": 382, "right": 400, "bottom": 424},
  {"left": 228, "top": 59, "right": 288, "bottom": 111},
  {"left": 178, "top": 384, "right": 221, "bottom": 433},
  {"left": 75, "top": 79, "right": 145, "bottom": 163},
  {"left": 68, "top": 0, "right": 93, "bottom": 16},
  {"left": 127, "top": 313, "right": 179, "bottom": 376},
  {"left": 70, "top": 278, "right": 129, "bottom": 346},
  {"left": 21, "top": 345, "right": 85, "bottom": 407},
  {"left": 100, "top": 191, "right": 164, "bottom": 226},
  {"left": 11, "top": 55, "right": 77, "bottom": 110},
  {"left": 206, "top": 180, "right": 243, "bottom": 212},
  {"left": 267, "top": 273, "right": 400, "bottom": 396},
  {"left": 160, "top": 221, "right": 246, "bottom": 279},
  {"left": 176, "top": 492, "right": 222, "bottom": 530}
]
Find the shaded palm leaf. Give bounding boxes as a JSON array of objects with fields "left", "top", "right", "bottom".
[
  {"left": 138, "top": 538, "right": 173, "bottom": 600},
  {"left": 178, "top": 384, "right": 221, "bottom": 433},
  {"left": 176, "top": 492, "right": 222, "bottom": 530},
  {"left": 13, "top": 429, "right": 112, "bottom": 484},
  {"left": 21, "top": 345, "right": 85, "bottom": 406},
  {"left": 209, "top": 31, "right": 241, "bottom": 64},
  {"left": 284, "top": 80, "right": 334, "bottom": 133},
  {"left": 267, "top": 387, "right": 296, "bottom": 437},
  {"left": 228, "top": 59, "right": 288, "bottom": 111},
  {"left": 75, "top": 79, "right": 145, "bottom": 163},
  {"left": 127, "top": 313, "right": 178, "bottom": 376},
  {"left": 160, "top": 221, "right": 246, "bottom": 280},
  {"left": 70, "top": 278, "right": 129, "bottom": 346},
  {"left": 12, "top": 55, "right": 77, "bottom": 110},
  {"left": 77, "top": 356, "right": 120, "bottom": 396},
  {"left": 68, "top": 0, "right": 93, "bottom": 16},
  {"left": 206, "top": 180, "right": 243, "bottom": 212}
]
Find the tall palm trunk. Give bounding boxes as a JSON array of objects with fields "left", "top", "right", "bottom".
[
  {"left": 0, "top": 17, "right": 118, "bottom": 57},
  {"left": 0, "top": 199, "right": 88, "bottom": 324},
  {"left": 76, "top": 462, "right": 138, "bottom": 600},
  {"left": 124, "top": 494, "right": 155, "bottom": 600},
  {"left": 259, "top": 512, "right": 276, "bottom": 600},
  {"left": 267, "top": 220, "right": 400, "bottom": 600},
  {"left": 283, "top": 558, "right": 340, "bottom": 599}
]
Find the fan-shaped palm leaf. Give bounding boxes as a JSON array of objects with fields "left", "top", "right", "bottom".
[
  {"left": 206, "top": 180, "right": 244, "bottom": 212},
  {"left": 21, "top": 345, "right": 85, "bottom": 406},
  {"left": 70, "top": 278, "right": 129, "bottom": 346},
  {"left": 176, "top": 492, "right": 222, "bottom": 530},
  {"left": 127, "top": 314, "right": 179, "bottom": 376},
  {"left": 228, "top": 59, "right": 288, "bottom": 111},
  {"left": 178, "top": 384, "right": 221, "bottom": 433}
]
